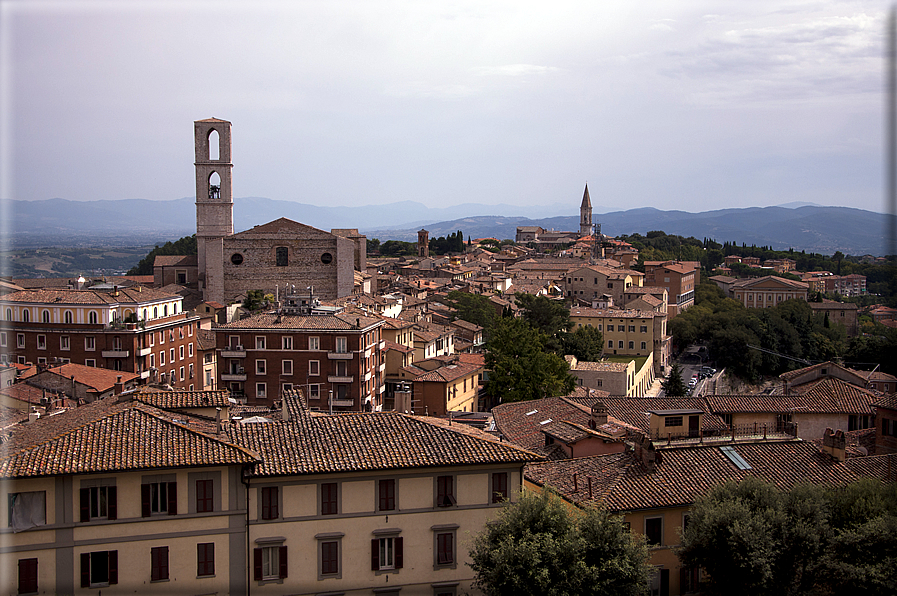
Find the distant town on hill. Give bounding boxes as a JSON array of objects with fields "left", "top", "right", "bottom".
[{"left": 2, "top": 197, "right": 895, "bottom": 256}]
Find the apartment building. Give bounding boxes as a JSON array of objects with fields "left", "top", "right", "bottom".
[
  {"left": 563, "top": 265, "right": 644, "bottom": 305},
  {"left": 569, "top": 307, "right": 670, "bottom": 375},
  {"left": 214, "top": 295, "right": 385, "bottom": 411},
  {"left": 642, "top": 261, "right": 697, "bottom": 317},
  {"left": 0, "top": 288, "right": 202, "bottom": 389}
]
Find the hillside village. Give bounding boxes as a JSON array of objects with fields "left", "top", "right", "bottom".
[{"left": 1, "top": 119, "right": 897, "bottom": 595}]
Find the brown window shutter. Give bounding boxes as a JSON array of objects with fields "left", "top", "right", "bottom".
[
  {"left": 395, "top": 537, "right": 403, "bottom": 569},
  {"left": 167, "top": 482, "right": 177, "bottom": 515},
  {"left": 79, "top": 488, "right": 90, "bottom": 522},
  {"left": 80, "top": 552, "right": 90, "bottom": 587},
  {"left": 279, "top": 546, "right": 288, "bottom": 579},
  {"left": 141, "top": 484, "right": 151, "bottom": 517},
  {"left": 107, "top": 486, "right": 117, "bottom": 520},
  {"left": 371, "top": 538, "right": 379, "bottom": 570},
  {"left": 253, "top": 548, "right": 262, "bottom": 581},
  {"left": 109, "top": 550, "right": 118, "bottom": 584}
]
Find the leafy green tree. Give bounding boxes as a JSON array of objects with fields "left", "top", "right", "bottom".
[
  {"left": 678, "top": 477, "right": 897, "bottom": 596},
  {"left": 485, "top": 317, "right": 575, "bottom": 402},
  {"left": 444, "top": 290, "right": 496, "bottom": 334},
  {"left": 469, "top": 488, "right": 651, "bottom": 596},
  {"left": 515, "top": 293, "right": 571, "bottom": 337},
  {"left": 559, "top": 325, "right": 604, "bottom": 362},
  {"left": 242, "top": 289, "right": 271, "bottom": 311},
  {"left": 127, "top": 234, "right": 197, "bottom": 275},
  {"left": 661, "top": 363, "right": 687, "bottom": 396}
]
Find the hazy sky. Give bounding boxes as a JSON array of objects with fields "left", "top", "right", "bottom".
[{"left": 0, "top": 0, "right": 888, "bottom": 213}]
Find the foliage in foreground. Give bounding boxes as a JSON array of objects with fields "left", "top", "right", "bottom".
[
  {"left": 127, "top": 234, "right": 197, "bottom": 275},
  {"left": 677, "top": 476, "right": 897, "bottom": 596},
  {"left": 469, "top": 489, "right": 651, "bottom": 596},
  {"left": 661, "top": 362, "right": 687, "bottom": 396}
]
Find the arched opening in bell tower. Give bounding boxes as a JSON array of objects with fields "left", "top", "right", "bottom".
[
  {"left": 208, "top": 129, "right": 220, "bottom": 160},
  {"left": 209, "top": 172, "right": 221, "bottom": 199}
]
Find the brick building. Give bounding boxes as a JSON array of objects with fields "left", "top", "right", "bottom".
[
  {"left": 642, "top": 260, "right": 697, "bottom": 317},
  {"left": 0, "top": 288, "right": 202, "bottom": 390},
  {"left": 214, "top": 293, "right": 385, "bottom": 411}
]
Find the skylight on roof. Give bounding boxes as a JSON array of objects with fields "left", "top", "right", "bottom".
[
  {"left": 720, "top": 446, "right": 752, "bottom": 470},
  {"left": 526, "top": 409, "right": 538, "bottom": 416},
  {"left": 540, "top": 419, "right": 553, "bottom": 425}
]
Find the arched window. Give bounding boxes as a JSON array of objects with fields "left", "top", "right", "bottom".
[
  {"left": 163, "top": 305, "right": 168, "bottom": 316},
  {"left": 153, "top": 307, "right": 158, "bottom": 319},
  {"left": 208, "top": 129, "right": 220, "bottom": 160},
  {"left": 4, "top": 308, "right": 9, "bottom": 321},
  {"left": 64, "top": 311, "right": 73, "bottom": 324},
  {"left": 208, "top": 172, "right": 221, "bottom": 199},
  {"left": 42, "top": 310, "right": 50, "bottom": 323},
  {"left": 23, "top": 310, "right": 29, "bottom": 323},
  {"left": 88, "top": 311, "right": 97, "bottom": 325},
  {"left": 143, "top": 309, "right": 148, "bottom": 321}
]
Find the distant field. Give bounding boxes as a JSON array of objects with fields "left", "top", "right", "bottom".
[{"left": 1, "top": 246, "right": 154, "bottom": 278}]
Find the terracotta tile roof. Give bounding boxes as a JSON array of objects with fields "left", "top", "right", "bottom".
[
  {"left": 0, "top": 400, "right": 258, "bottom": 478},
  {"left": 570, "top": 360, "right": 629, "bottom": 372},
  {"left": 705, "top": 380, "right": 877, "bottom": 415},
  {"left": 873, "top": 394, "right": 897, "bottom": 410},
  {"left": 228, "top": 412, "right": 539, "bottom": 477},
  {"left": 384, "top": 340, "right": 414, "bottom": 354},
  {"left": 32, "top": 363, "right": 138, "bottom": 393},
  {"left": 570, "top": 307, "right": 654, "bottom": 319},
  {"left": 196, "top": 328, "right": 217, "bottom": 351},
  {"left": 0, "top": 287, "right": 178, "bottom": 306},
  {"left": 574, "top": 397, "right": 730, "bottom": 435},
  {"left": 732, "top": 275, "right": 808, "bottom": 290},
  {"left": 217, "top": 310, "right": 383, "bottom": 331},
  {"left": 0, "top": 384, "right": 47, "bottom": 405},
  {"left": 450, "top": 319, "right": 482, "bottom": 332},
  {"left": 526, "top": 439, "right": 875, "bottom": 512},
  {"left": 129, "top": 388, "right": 230, "bottom": 410},
  {"left": 413, "top": 361, "right": 482, "bottom": 383},
  {"left": 0, "top": 405, "right": 28, "bottom": 432},
  {"left": 153, "top": 255, "right": 198, "bottom": 267}
]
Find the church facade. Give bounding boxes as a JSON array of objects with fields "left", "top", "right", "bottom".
[{"left": 194, "top": 118, "right": 358, "bottom": 304}]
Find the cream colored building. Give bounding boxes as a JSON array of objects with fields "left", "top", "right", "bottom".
[
  {"left": 566, "top": 354, "right": 655, "bottom": 397},
  {"left": 569, "top": 307, "right": 670, "bottom": 375},
  {"left": 563, "top": 265, "right": 645, "bottom": 305},
  {"left": 731, "top": 275, "right": 809, "bottom": 308}
]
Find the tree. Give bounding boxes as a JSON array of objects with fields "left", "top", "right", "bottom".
[
  {"left": 515, "top": 293, "right": 571, "bottom": 337},
  {"left": 661, "top": 363, "right": 687, "bottom": 396},
  {"left": 469, "top": 488, "right": 651, "bottom": 596},
  {"left": 243, "top": 289, "right": 272, "bottom": 311},
  {"left": 559, "top": 325, "right": 604, "bottom": 362},
  {"left": 485, "top": 317, "right": 575, "bottom": 402},
  {"left": 677, "top": 477, "right": 897, "bottom": 596},
  {"left": 444, "top": 290, "right": 496, "bottom": 334},
  {"left": 833, "top": 251, "right": 844, "bottom": 276},
  {"left": 127, "top": 234, "right": 197, "bottom": 275}
]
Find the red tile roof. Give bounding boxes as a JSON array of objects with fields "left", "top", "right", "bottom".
[{"left": 33, "top": 363, "right": 138, "bottom": 393}]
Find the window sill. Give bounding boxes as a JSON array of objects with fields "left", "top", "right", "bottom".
[
  {"left": 150, "top": 578, "right": 170, "bottom": 583},
  {"left": 196, "top": 574, "right": 216, "bottom": 579},
  {"left": 433, "top": 563, "right": 457, "bottom": 570}
]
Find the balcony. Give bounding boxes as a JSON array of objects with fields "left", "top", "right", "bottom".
[
  {"left": 139, "top": 370, "right": 151, "bottom": 379},
  {"left": 328, "top": 375, "right": 354, "bottom": 383},
  {"left": 364, "top": 370, "right": 372, "bottom": 382},
  {"left": 102, "top": 350, "right": 129, "bottom": 358},
  {"left": 328, "top": 352, "right": 353, "bottom": 360},
  {"left": 379, "top": 363, "right": 386, "bottom": 373},
  {"left": 364, "top": 348, "right": 372, "bottom": 359},
  {"left": 221, "top": 373, "right": 247, "bottom": 381},
  {"left": 136, "top": 347, "right": 152, "bottom": 357},
  {"left": 331, "top": 399, "right": 354, "bottom": 407},
  {"left": 379, "top": 341, "right": 386, "bottom": 350},
  {"left": 221, "top": 347, "right": 246, "bottom": 358}
]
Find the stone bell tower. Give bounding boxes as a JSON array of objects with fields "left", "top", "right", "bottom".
[
  {"left": 194, "top": 118, "right": 234, "bottom": 304},
  {"left": 580, "top": 183, "right": 592, "bottom": 237}
]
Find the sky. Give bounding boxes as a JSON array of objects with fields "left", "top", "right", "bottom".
[{"left": 0, "top": 0, "right": 889, "bottom": 214}]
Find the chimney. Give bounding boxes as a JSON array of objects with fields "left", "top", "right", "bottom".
[
  {"left": 590, "top": 400, "right": 608, "bottom": 429},
  {"left": 822, "top": 428, "right": 846, "bottom": 462},
  {"left": 113, "top": 375, "right": 124, "bottom": 396},
  {"left": 28, "top": 407, "right": 40, "bottom": 424}
]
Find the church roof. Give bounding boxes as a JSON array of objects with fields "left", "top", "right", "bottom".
[{"left": 232, "top": 217, "right": 333, "bottom": 238}]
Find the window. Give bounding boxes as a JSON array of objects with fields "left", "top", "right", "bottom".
[
  {"left": 8, "top": 491, "right": 46, "bottom": 531},
  {"left": 196, "top": 479, "right": 214, "bottom": 513},
  {"left": 629, "top": 325, "right": 636, "bottom": 332},
  {"left": 160, "top": 330, "right": 165, "bottom": 344},
  {"left": 81, "top": 551, "right": 117, "bottom": 587},
  {"left": 282, "top": 336, "right": 293, "bottom": 350},
  {"left": 141, "top": 481, "right": 176, "bottom": 516},
  {"left": 41, "top": 310, "right": 50, "bottom": 323},
  {"left": 309, "top": 384, "right": 320, "bottom": 400},
  {"left": 37, "top": 335, "right": 46, "bottom": 350},
  {"left": 436, "top": 475, "right": 455, "bottom": 507},
  {"left": 179, "top": 366, "right": 185, "bottom": 381},
  {"left": 641, "top": 341, "right": 647, "bottom": 350},
  {"left": 320, "top": 539, "right": 340, "bottom": 577},
  {"left": 85, "top": 359, "right": 95, "bottom": 367},
  {"left": 256, "top": 360, "right": 266, "bottom": 375},
  {"left": 608, "top": 340, "right": 613, "bottom": 348},
  {"left": 641, "top": 325, "right": 648, "bottom": 333},
  {"left": 321, "top": 483, "right": 338, "bottom": 515},
  {"left": 256, "top": 383, "right": 267, "bottom": 399},
  {"left": 433, "top": 528, "right": 457, "bottom": 568},
  {"left": 254, "top": 544, "right": 288, "bottom": 581},
  {"left": 85, "top": 336, "right": 95, "bottom": 351},
  {"left": 282, "top": 360, "right": 293, "bottom": 376},
  {"left": 628, "top": 341, "right": 634, "bottom": 349},
  {"left": 17, "top": 333, "right": 24, "bottom": 348},
  {"left": 169, "top": 348, "right": 175, "bottom": 364},
  {"left": 664, "top": 417, "right": 682, "bottom": 427},
  {"left": 645, "top": 516, "right": 663, "bottom": 545},
  {"left": 335, "top": 336, "right": 347, "bottom": 353},
  {"left": 309, "top": 336, "right": 320, "bottom": 350},
  {"left": 379, "top": 479, "right": 396, "bottom": 511},
  {"left": 275, "top": 246, "right": 289, "bottom": 266},
  {"left": 255, "top": 336, "right": 266, "bottom": 350},
  {"left": 372, "top": 535, "right": 403, "bottom": 571},
  {"left": 80, "top": 484, "right": 117, "bottom": 521},
  {"left": 0, "top": 332, "right": 5, "bottom": 348},
  {"left": 197, "top": 543, "right": 215, "bottom": 577},
  {"left": 179, "top": 345, "right": 184, "bottom": 360},
  {"left": 160, "top": 351, "right": 165, "bottom": 366},
  {"left": 22, "top": 310, "right": 29, "bottom": 323},
  {"left": 309, "top": 360, "right": 320, "bottom": 376},
  {"left": 189, "top": 363, "right": 194, "bottom": 379},
  {"left": 18, "top": 557, "right": 38, "bottom": 593},
  {"left": 151, "top": 546, "right": 169, "bottom": 582},
  {"left": 261, "top": 486, "right": 279, "bottom": 520},
  {"left": 491, "top": 472, "right": 509, "bottom": 503}
]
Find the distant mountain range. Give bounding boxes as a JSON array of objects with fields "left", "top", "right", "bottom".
[{"left": 2, "top": 197, "right": 894, "bottom": 256}]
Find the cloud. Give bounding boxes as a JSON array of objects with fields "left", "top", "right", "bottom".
[{"left": 473, "top": 64, "right": 559, "bottom": 77}]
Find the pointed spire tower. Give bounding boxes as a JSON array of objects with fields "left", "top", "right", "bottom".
[{"left": 580, "top": 183, "right": 593, "bottom": 237}]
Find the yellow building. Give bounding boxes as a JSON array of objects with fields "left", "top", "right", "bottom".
[{"left": 569, "top": 306, "right": 670, "bottom": 376}]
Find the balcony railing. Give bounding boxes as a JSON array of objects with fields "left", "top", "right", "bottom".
[
  {"left": 101, "top": 350, "right": 129, "bottom": 358},
  {"left": 328, "top": 352, "right": 353, "bottom": 360},
  {"left": 136, "top": 347, "right": 152, "bottom": 357},
  {"left": 221, "top": 347, "right": 247, "bottom": 358},
  {"left": 328, "top": 375, "right": 354, "bottom": 383},
  {"left": 331, "top": 399, "right": 354, "bottom": 407},
  {"left": 221, "top": 373, "right": 247, "bottom": 381}
]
